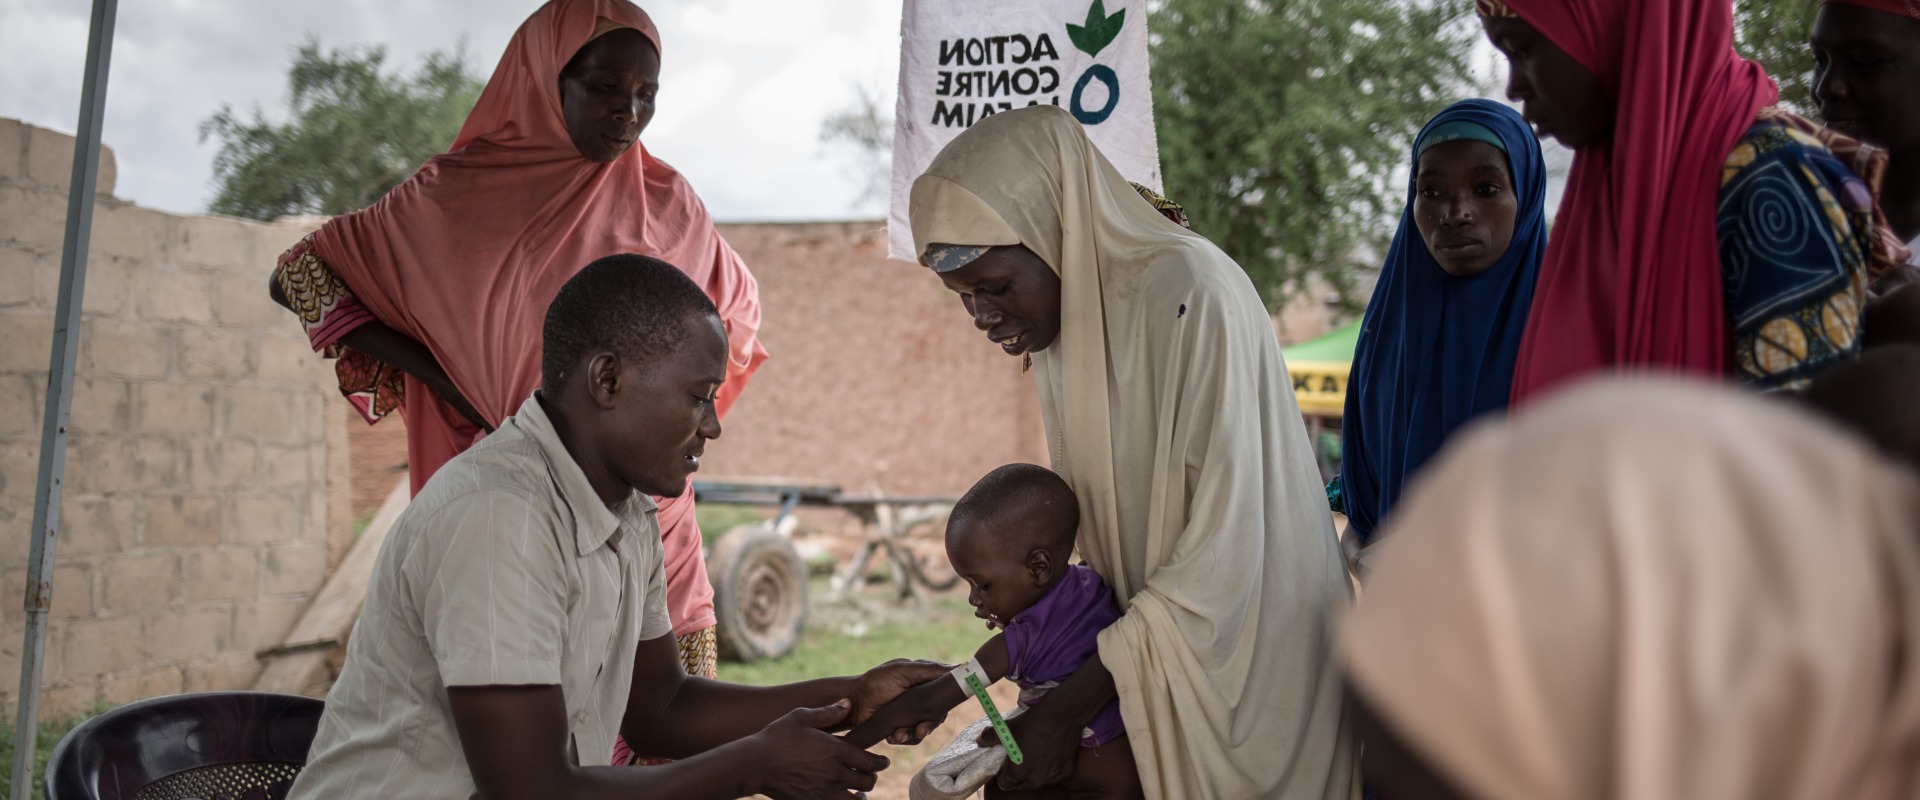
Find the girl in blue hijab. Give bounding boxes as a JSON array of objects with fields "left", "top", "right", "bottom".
[{"left": 1335, "top": 99, "right": 1548, "bottom": 546}]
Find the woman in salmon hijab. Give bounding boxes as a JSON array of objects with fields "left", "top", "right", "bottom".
[
  {"left": 1477, "top": 0, "right": 1910, "bottom": 400},
  {"left": 266, "top": 0, "right": 765, "bottom": 715},
  {"left": 1341, "top": 377, "right": 1920, "bottom": 799}
]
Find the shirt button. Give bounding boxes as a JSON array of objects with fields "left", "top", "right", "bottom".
[{"left": 576, "top": 709, "right": 590, "bottom": 725}]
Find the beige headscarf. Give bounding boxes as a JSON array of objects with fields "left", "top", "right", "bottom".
[
  {"left": 1343, "top": 377, "right": 1920, "bottom": 800},
  {"left": 910, "top": 105, "right": 1358, "bottom": 800}
]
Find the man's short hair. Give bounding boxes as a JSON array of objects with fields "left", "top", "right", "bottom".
[{"left": 541, "top": 254, "right": 719, "bottom": 393}]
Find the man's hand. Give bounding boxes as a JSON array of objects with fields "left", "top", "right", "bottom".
[
  {"left": 847, "top": 659, "right": 951, "bottom": 744},
  {"left": 750, "top": 701, "right": 891, "bottom": 799}
]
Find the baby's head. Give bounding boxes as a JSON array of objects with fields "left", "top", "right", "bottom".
[
  {"left": 945, "top": 464, "right": 1081, "bottom": 630},
  {"left": 1798, "top": 345, "right": 1920, "bottom": 472}
]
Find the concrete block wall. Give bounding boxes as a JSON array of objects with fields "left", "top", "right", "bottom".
[{"left": 0, "top": 118, "right": 348, "bottom": 719}]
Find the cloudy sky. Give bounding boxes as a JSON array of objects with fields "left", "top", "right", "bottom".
[{"left": 0, "top": 0, "right": 903, "bottom": 221}]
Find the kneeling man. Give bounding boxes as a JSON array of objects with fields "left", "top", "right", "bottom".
[{"left": 290, "top": 254, "right": 946, "bottom": 800}]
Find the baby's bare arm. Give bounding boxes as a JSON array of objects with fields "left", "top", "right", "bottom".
[{"left": 842, "top": 634, "right": 1009, "bottom": 748}]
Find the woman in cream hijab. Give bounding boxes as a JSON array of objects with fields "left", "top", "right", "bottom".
[
  {"left": 909, "top": 105, "right": 1358, "bottom": 800},
  {"left": 1343, "top": 377, "right": 1920, "bottom": 800}
]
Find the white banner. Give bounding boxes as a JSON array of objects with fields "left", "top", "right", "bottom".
[{"left": 889, "top": 0, "right": 1161, "bottom": 262}]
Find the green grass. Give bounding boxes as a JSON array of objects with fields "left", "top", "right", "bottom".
[
  {"left": 718, "top": 592, "right": 987, "bottom": 687},
  {"left": 695, "top": 504, "right": 770, "bottom": 547},
  {"left": 0, "top": 703, "right": 113, "bottom": 799}
]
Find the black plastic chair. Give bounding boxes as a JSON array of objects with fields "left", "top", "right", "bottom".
[{"left": 44, "top": 691, "right": 323, "bottom": 800}]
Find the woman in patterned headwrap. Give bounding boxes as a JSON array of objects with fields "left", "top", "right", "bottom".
[{"left": 1476, "top": 0, "right": 1909, "bottom": 399}]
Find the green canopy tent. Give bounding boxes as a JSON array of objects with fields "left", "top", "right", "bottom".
[{"left": 1281, "top": 320, "right": 1359, "bottom": 418}]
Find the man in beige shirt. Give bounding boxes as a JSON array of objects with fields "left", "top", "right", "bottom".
[{"left": 290, "top": 255, "right": 947, "bottom": 800}]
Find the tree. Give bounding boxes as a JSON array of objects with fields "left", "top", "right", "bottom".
[
  {"left": 819, "top": 80, "right": 895, "bottom": 210},
  {"left": 1734, "top": 0, "right": 1821, "bottom": 115},
  {"left": 1150, "top": 0, "right": 1475, "bottom": 312},
  {"left": 201, "top": 38, "right": 483, "bottom": 221}
]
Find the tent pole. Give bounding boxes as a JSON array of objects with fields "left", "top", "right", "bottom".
[{"left": 11, "top": 0, "right": 118, "bottom": 795}]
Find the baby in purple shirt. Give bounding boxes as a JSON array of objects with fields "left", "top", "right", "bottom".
[{"left": 847, "top": 464, "right": 1142, "bottom": 799}]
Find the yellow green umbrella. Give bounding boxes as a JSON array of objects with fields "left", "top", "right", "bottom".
[{"left": 1281, "top": 320, "right": 1359, "bottom": 418}]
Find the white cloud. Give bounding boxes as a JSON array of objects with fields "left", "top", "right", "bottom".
[{"left": 0, "top": 0, "right": 903, "bottom": 221}]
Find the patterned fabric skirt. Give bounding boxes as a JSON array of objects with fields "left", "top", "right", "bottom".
[{"left": 610, "top": 626, "right": 720, "bottom": 766}]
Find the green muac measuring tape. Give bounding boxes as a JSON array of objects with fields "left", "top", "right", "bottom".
[{"left": 952, "top": 658, "right": 1022, "bottom": 765}]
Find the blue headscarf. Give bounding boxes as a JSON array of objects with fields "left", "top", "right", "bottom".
[{"left": 1338, "top": 99, "right": 1547, "bottom": 543}]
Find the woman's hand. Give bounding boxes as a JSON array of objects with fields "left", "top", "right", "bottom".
[
  {"left": 337, "top": 322, "right": 494, "bottom": 433},
  {"left": 979, "top": 700, "right": 1081, "bottom": 790}
]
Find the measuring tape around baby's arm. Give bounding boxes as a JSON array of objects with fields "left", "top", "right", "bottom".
[{"left": 950, "top": 658, "right": 1023, "bottom": 765}]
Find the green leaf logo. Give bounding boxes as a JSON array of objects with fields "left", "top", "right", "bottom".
[{"left": 1066, "top": 0, "right": 1125, "bottom": 59}]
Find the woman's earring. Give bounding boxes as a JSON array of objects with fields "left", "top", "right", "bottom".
[{"left": 1022, "top": 352, "right": 1032, "bottom": 373}]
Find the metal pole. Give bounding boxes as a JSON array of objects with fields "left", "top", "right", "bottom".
[{"left": 12, "top": 0, "right": 116, "bottom": 796}]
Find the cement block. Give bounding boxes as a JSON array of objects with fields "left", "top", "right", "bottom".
[
  {"left": 23, "top": 124, "right": 116, "bottom": 195},
  {"left": 183, "top": 651, "right": 259, "bottom": 692},
  {"left": 184, "top": 438, "right": 257, "bottom": 491},
  {"left": 179, "top": 329, "right": 254, "bottom": 381},
  {"left": 0, "top": 118, "right": 22, "bottom": 181},
  {"left": 89, "top": 203, "right": 170, "bottom": 262},
  {"left": 228, "top": 493, "right": 299, "bottom": 544},
  {"left": 0, "top": 374, "right": 44, "bottom": 437},
  {"left": 68, "top": 378, "right": 133, "bottom": 434},
  {"left": 62, "top": 615, "right": 146, "bottom": 675},
  {"left": 264, "top": 543, "right": 327, "bottom": 596},
  {"left": 0, "top": 564, "right": 95, "bottom": 624},
  {"left": 0, "top": 186, "right": 68, "bottom": 251},
  {"left": 254, "top": 334, "right": 325, "bottom": 387},
  {"left": 221, "top": 386, "right": 294, "bottom": 440},
  {"left": 258, "top": 445, "right": 311, "bottom": 488},
  {"left": 0, "top": 441, "right": 38, "bottom": 498},
  {"left": 213, "top": 271, "right": 286, "bottom": 328},
  {"left": 69, "top": 436, "right": 177, "bottom": 494},
  {"left": 147, "top": 607, "right": 230, "bottom": 664},
  {"left": 57, "top": 493, "right": 139, "bottom": 557},
  {"left": 0, "top": 245, "right": 50, "bottom": 309},
  {"left": 132, "top": 268, "right": 212, "bottom": 324},
  {"left": 37, "top": 682, "right": 97, "bottom": 721},
  {"left": 0, "top": 312, "right": 55, "bottom": 372},
  {"left": 80, "top": 320, "right": 173, "bottom": 379},
  {"left": 173, "top": 215, "right": 255, "bottom": 271},
  {"left": 136, "top": 382, "right": 216, "bottom": 436},
  {"left": 145, "top": 494, "right": 221, "bottom": 547},
  {"left": 77, "top": 255, "right": 134, "bottom": 318},
  {"left": 183, "top": 549, "right": 259, "bottom": 602},
  {"left": 233, "top": 597, "right": 305, "bottom": 651},
  {"left": 101, "top": 552, "right": 179, "bottom": 613},
  {"left": 103, "top": 665, "right": 182, "bottom": 704}
]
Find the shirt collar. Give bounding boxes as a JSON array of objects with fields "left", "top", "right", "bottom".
[{"left": 509, "top": 391, "right": 656, "bottom": 556}]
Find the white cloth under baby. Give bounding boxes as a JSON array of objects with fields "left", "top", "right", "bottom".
[{"left": 909, "top": 707, "right": 1028, "bottom": 800}]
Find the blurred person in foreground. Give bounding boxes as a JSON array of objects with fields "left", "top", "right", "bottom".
[
  {"left": 266, "top": 0, "right": 762, "bottom": 713},
  {"left": 289, "top": 256, "right": 944, "bottom": 800},
  {"left": 1341, "top": 376, "right": 1920, "bottom": 800}
]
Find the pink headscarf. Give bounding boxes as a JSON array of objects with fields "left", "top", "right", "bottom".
[
  {"left": 1500, "top": 0, "right": 1777, "bottom": 405},
  {"left": 313, "top": 0, "right": 764, "bottom": 635}
]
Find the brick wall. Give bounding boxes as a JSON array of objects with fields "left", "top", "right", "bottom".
[
  {"left": 0, "top": 118, "right": 347, "bottom": 720},
  {"left": 698, "top": 222, "right": 1048, "bottom": 495}
]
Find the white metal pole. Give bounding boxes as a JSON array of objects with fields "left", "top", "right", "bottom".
[{"left": 11, "top": 0, "right": 117, "bottom": 796}]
